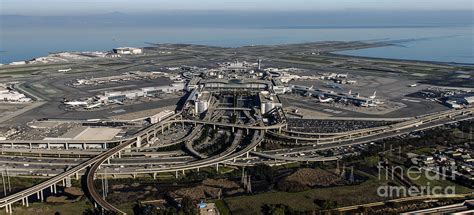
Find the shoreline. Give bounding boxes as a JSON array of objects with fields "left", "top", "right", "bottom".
[
  {"left": 332, "top": 48, "right": 474, "bottom": 66},
  {"left": 2, "top": 41, "right": 472, "bottom": 67}
]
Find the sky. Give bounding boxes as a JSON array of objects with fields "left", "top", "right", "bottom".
[{"left": 1, "top": 0, "right": 473, "bottom": 15}]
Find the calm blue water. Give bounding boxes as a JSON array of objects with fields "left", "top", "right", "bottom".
[
  {"left": 337, "top": 32, "right": 474, "bottom": 64},
  {"left": 1, "top": 25, "right": 473, "bottom": 64}
]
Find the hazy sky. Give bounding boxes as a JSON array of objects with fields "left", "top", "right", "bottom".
[{"left": 2, "top": 0, "right": 473, "bottom": 15}]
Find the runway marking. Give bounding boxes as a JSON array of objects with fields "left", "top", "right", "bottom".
[
  {"left": 402, "top": 98, "right": 421, "bottom": 103},
  {"left": 323, "top": 109, "right": 342, "bottom": 114},
  {"left": 411, "top": 73, "right": 428, "bottom": 77},
  {"left": 88, "top": 84, "right": 137, "bottom": 92},
  {"left": 111, "top": 109, "right": 126, "bottom": 114},
  {"left": 457, "top": 74, "right": 471, "bottom": 78}
]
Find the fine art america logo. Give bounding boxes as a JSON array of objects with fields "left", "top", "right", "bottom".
[{"left": 376, "top": 162, "right": 457, "bottom": 198}]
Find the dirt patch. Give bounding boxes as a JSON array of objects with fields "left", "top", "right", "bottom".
[
  {"left": 46, "top": 195, "right": 81, "bottom": 203},
  {"left": 64, "top": 187, "right": 84, "bottom": 196},
  {"left": 202, "top": 179, "right": 240, "bottom": 189},
  {"left": 286, "top": 168, "right": 343, "bottom": 187},
  {"left": 171, "top": 185, "right": 221, "bottom": 200},
  {"left": 111, "top": 184, "right": 126, "bottom": 189},
  {"left": 278, "top": 168, "right": 345, "bottom": 192}
]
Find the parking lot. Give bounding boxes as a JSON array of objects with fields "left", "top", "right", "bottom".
[{"left": 287, "top": 118, "right": 394, "bottom": 133}]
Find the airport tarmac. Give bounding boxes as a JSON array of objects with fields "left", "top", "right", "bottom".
[
  {"left": 281, "top": 94, "right": 448, "bottom": 118},
  {"left": 0, "top": 41, "right": 470, "bottom": 133},
  {"left": 1, "top": 97, "right": 181, "bottom": 126}
]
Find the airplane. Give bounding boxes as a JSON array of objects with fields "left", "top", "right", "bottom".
[
  {"left": 359, "top": 101, "right": 377, "bottom": 107},
  {"left": 64, "top": 101, "right": 88, "bottom": 106},
  {"left": 58, "top": 68, "right": 72, "bottom": 72},
  {"left": 369, "top": 91, "right": 377, "bottom": 99},
  {"left": 317, "top": 96, "right": 334, "bottom": 103},
  {"left": 85, "top": 103, "right": 102, "bottom": 109},
  {"left": 112, "top": 100, "right": 124, "bottom": 105},
  {"left": 336, "top": 73, "right": 348, "bottom": 78},
  {"left": 338, "top": 97, "right": 348, "bottom": 103},
  {"left": 374, "top": 99, "right": 384, "bottom": 105},
  {"left": 409, "top": 83, "right": 417, "bottom": 87}
]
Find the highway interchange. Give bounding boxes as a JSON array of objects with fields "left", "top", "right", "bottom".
[
  {"left": 0, "top": 42, "right": 473, "bottom": 214},
  {"left": 0, "top": 100, "right": 472, "bottom": 214}
]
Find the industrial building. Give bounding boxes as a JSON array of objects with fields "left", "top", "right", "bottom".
[
  {"left": 220, "top": 61, "right": 249, "bottom": 73},
  {"left": 194, "top": 91, "right": 211, "bottom": 114},
  {"left": 445, "top": 93, "right": 474, "bottom": 108},
  {"left": 113, "top": 47, "right": 143, "bottom": 55},
  {"left": 73, "top": 71, "right": 166, "bottom": 86},
  {"left": 96, "top": 83, "right": 185, "bottom": 103},
  {"left": 186, "top": 77, "right": 202, "bottom": 92},
  {"left": 203, "top": 79, "right": 269, "bottom": 92},
  {"left": 463, "top": 96, "right": 474, "bottom": 105},
  {"left": 271, "top": 78, "right": 289, "bottom": 94},
  {"left": 0, "top": 84, "right": 31, "bottom": 102},
  {"left": 149, "top": 110, "right": 175, "bottom": 124},
  {"left": 9, "top": 61, "right": 27, "bottom": 66},
  {"left": 259, "top": 91, "right": 282, "bottom": 114},
  {"left": 0, "top": 92, "right": 30, "bottom": 102},
  {"left": 43, "top": 126, "right": 122, "bottom": 143}
]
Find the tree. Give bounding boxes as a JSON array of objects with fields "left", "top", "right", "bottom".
[
  {"left": 83, "top": 208, "right": 117, "bottom": 215},
  {"left": 252, "top": 163, "right": 276, "bottom": 184},
  {"left": 133, "top": 201, "right": 160, "bottom": 215},
  {"left": 262, "top": 204, "right": 305, "bottom": 215},
  {"left": 178, "top": 196, "right": 198, "bottom": 215},
  {"left": 314, "top": 199, "right": 338, "bottom": 210}
]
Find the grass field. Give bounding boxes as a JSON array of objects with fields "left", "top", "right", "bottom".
[
  {"left": 1, "top": 177, "right": 82, "bottom": 195},
  {"left": 213, "top": 199, "right": 231, "bottom": 215},
  {"left": 0, "top": 199, "right": 92, "bottom": 215},
  {"left": 5, "top": 177, "right": 47, "bottom": 188},
  {"left": 0, "top": 177, "right": 48, "bottom": 196},
  {"left": 412, "top": 172, "right": 473, "bottom": 194},
  {"left": 224, "top": 179, "right": 390, "bottom": 215},
  {"left": 412, "top": 147, "right": 434, "bottom": 155},
  {"left": 116, "top": 202, "right": 137, "bottom": 215}
]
